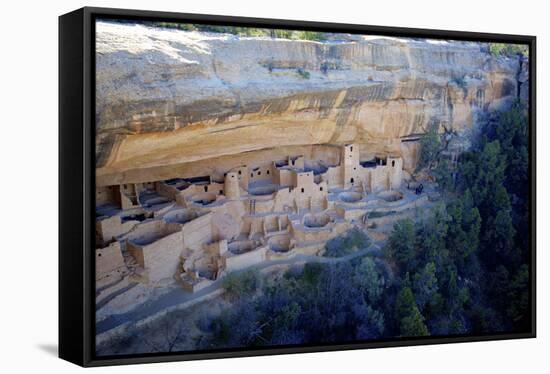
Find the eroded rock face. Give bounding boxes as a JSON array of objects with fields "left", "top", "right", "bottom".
[{"left": 95, "top": 21, "right": 524, "bottom": 186}]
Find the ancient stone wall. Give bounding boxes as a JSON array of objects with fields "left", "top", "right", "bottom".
[
  {"left": 224, "top": 246, "right": 267, "bottom": 272},
  {"left": 140, "top": 231, "right": 184, "bottom": 282},
  {"left": 96, "top": 241, "right": 126, "bottom": 277},
  {"left": 181, "top": 213, "right": 213, "bottom": 249},
  {"left": 96, "top": 215, "right": 139, "bottom": 243}
]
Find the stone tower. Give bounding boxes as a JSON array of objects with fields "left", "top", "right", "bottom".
[
  {"left": 224, "top": 172, "right": 240, "bottom": 199},
  {"left": 342, "top": 144, "right": 360, "bottom": 189},
  {"left": 387, "top": 156, "right": 403, "bottom": 190}
]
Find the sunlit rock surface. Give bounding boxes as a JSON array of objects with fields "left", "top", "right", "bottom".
[{"left": 95, "top": 21, "right": 526, "bottom": 186}]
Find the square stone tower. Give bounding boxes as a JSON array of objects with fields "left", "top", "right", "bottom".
[
  {"left": 224, "top": 172, "right": 240, "bottom": 199},
  {"left": 387, "top": 156, "right": 403, "bottom": 190},
  {"left": 342, "top": 144, "right": 361, "bottom": 189}
]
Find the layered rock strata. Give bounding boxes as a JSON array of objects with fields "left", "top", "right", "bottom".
[{"left": 95, "top": 21, "right": 526, "bottom": 186}]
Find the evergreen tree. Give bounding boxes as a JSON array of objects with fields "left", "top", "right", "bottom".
[
  {"left": 486, "top": 265, "right": 510, "bottom": 311},
  {"left": 433, "top": 158, "right": 455, "bottom": 192},
  {"left": 419, "top": 205, "right": 449, "bottom": 267},
  {"left": 400, "top": 306, "right": 429, "bottom": 337},
  {"left": 413, "top": 262, "right": 439, "bottom": 311},
  {"left": 385, "top": 219, "right": 417, "bottom": 270},
  {"left": 354, "top": 257, "right": 384, "bottom": 305},
  {"left": 445, "top": 267, "right": 460, "bottom": 313},
  {"left": 395, "top": 286, "right": 416, "bottom": 321},
  {"left": 419, "top": 127, "right": 441, "bottom": 170},
  {"left": 464, "top": 141, "right": 507, "bottom": 206},
  {"left": 446, "top": 191, "right": 481, "bottom": 262},
  {"left": 482, "top": 185, "right": 517, "bottom": 266},
  {"left": 506, "top": 264, "right": 529, "bottom": 326},
  {"left": 395, "top": 285, "right": 430, "bottom": 337}
]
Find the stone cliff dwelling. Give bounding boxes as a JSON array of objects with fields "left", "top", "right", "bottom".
[{"left": 96, "top": 143, "right": 429, "bottom": 297}]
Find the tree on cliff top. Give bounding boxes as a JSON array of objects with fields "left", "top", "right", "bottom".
[
  {"left": 109, "top": 19, "right": 329, "bottom": 41},
  {"left": 488, "top": 43, "right": 529, "bottom": 58}
]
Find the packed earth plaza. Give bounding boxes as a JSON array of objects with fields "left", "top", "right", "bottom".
[{"left": 95, "top": 143, "right": 436, "bottom": 310}]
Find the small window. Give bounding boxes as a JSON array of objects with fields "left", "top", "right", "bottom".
[
  {"left": 350, "top": 146, "right": 353, "bottom": 152},
  {"left": 320, "top": 187, "right": 323, "bottom": 191},
  {"left": 292, "top": 160, "right": 295, "bottom": 165},
  {"left": 98, "top": 253, "right": 102, "bottom": 257},
  {"left": 258, "top": 171, "right": 261, "bottom": 176},
  {"left": 392, "top": 160, "right": 396, "bottom": 167},
  {"left": 231, "top": 174, "right": 235, "bottom": 178},
  {"left": 204, "top": 186, "right": 208, "bottom": 192},
  {"left": 123, "top": 184, "right": 127, "bottom": 189},
  {"left": 219, "top": 190, "right": 223, "bottom": 195},
  {"left": 350, "top": 178, "right": 354, "bottom": 183},
  {"left": 267, "top": 170, "right": 270, "bottom": 175},
  {"left": 251, "top": 173, "right": 254, "bottom": 178},
  {"left": 354, "top": 167, "right": 356, "bottom": 170},
  {"left": 301, "top": 188, "right": 305, "bottom": 193},
  {"left": 238, "top": 170, "right": 242, "bottom": 175}
]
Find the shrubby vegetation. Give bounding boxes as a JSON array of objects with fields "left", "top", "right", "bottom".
[
  {"left": 452, "top": 76, "right": 467, "bottom": 88},
  {"left": 221, "top": 269, "right": 261, "bottom": 300},
  {"left": 107, "top": 19, "right": 330, "bottom": 41},
  {"left": 368, "top": 210, "right": 397, "bottom": 219},
  {"left": 296, "top": 68, "right": 311, "bottom": 79},
  {"left": 323, "top": 227, "right": 370, "bottom": 257},
  {"left": 198, "top": 259, "right": 387, "bottom": 349},
  {"left": 488, "top": 43, "right": 529, "bottom": 57}
]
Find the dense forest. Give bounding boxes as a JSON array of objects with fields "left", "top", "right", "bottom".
[{"left": 192, "top": 101, "right": 531, "bottom": 349}]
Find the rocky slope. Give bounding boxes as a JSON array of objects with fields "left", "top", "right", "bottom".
[{"left": 95, "top": 21, "right": 526, "bottom": 186}]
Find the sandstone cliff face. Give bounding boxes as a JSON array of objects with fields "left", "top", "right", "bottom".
[{"left": 95, "top": 21, "right": 525, "bottom": 186}]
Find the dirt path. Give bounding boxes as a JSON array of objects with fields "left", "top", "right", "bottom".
[{"left": 96, "top": 243, "right": 381, "bottom": 335}]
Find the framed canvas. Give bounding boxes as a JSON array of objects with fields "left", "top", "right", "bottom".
[{"left": 59, "top": 7, "right": 536, "bottom": 367}]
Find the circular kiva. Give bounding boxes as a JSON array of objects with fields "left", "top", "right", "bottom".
[
  {"left": 303, "top": 212, "right": 331, "bottom": 228},
  {"left": 338, "top": 191, "right": 362, "bottom": 203},
  {"left": 268, "top": 234, "right": 292, "bottom": 252},
  {"left": 378, "top": 190, "right": 404, "bottom": 202},
  {"left": 227, "top": 239, "right": 261, "bottom": 255}
]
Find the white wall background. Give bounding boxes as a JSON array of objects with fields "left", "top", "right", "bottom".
[{"left": 0, "top": 0, "right": 546, "bottom": 371}]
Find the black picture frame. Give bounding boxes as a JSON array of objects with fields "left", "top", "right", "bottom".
[{"left": 59, "top": 6, "right": 536, "bottom": 367}]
